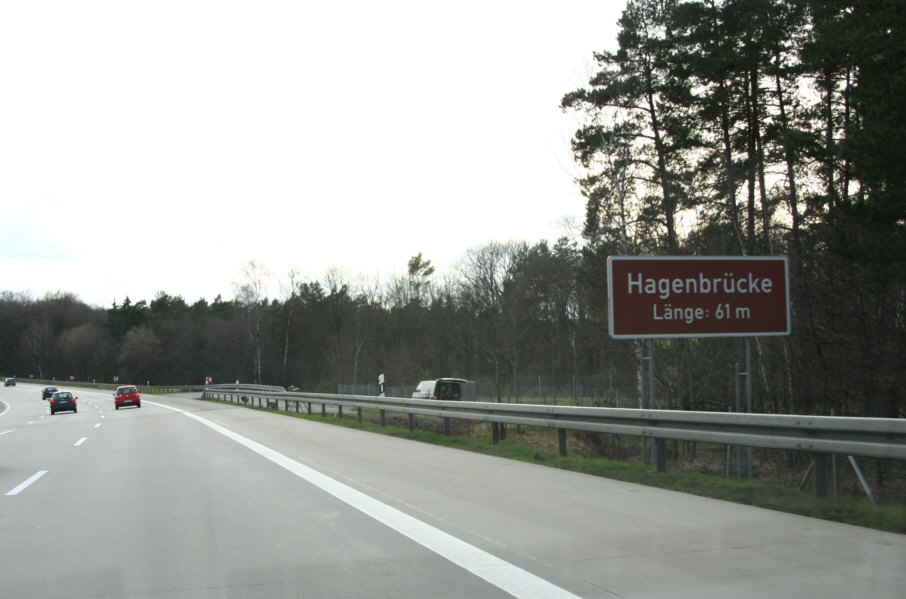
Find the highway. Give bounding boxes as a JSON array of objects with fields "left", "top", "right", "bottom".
[{"left": 1, "top": 383, "right": 903, "bottom": 598}]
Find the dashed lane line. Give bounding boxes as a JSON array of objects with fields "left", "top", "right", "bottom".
[{"left": 6, "top": 470, "right": 48, "bottom": 496}]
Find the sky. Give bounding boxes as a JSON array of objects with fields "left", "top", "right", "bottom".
[{"left": 1, "top": 1, "right": 625, "bottom": 308}]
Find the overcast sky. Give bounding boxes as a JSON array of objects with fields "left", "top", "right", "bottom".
[{"left": 1, "top": 1, "right": 624, "bottom": 307}]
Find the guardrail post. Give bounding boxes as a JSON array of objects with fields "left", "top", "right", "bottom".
[
  {"left": 443, "top": 417, "right": 451, "bottom": 435},
  {"left": 492, "top": 422, "right": 500, "bottom": 445},
  {"left": 338, "top": 405, "right": 343, "bottom": 418},
  {"left": 380, "top": 410, "right": 386, "bottom": 427},
  {"left": 558, "top": 429, "right": 567, "bottom": 456},
  {"left": 321, "top": 404, "right": 326, "bottom": 417},
  {"left": 814, "top": 453, "right": 828, "bottom": 498},
  {"left": 357, "top": 407, "right": 362, "bottom": 423},
  {"left": 408, "top": 413, "right": 414, "bottom": 431},
  {"left": 654, "top": 438, "right": 666, "bottom": 472}
]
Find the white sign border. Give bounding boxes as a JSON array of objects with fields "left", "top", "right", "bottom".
[{"left": 607, "top": 255, "right": 791, "bottom": 339}]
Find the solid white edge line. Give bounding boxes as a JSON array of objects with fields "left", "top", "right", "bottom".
[
  {"left": 147, "top": 400, "right": 580, "bottom": 599},
  {"left": 6, "top": 470, "right": 48, "bottom": 496},
  {"left": 74, "top": 437, "right": 87, "bottom": 446}
]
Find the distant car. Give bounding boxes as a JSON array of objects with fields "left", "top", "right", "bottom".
[
  {"left": 114, "top": 386, "right": 141, "bottom": 410},
  {"left": 49, "top": 391, "right": 77, "bottom": 415},
  {"left": 412, "top": 378, "right": 468, "bottom": 401},
  {"left": 4, "top": 378, "right": 15, "bottom": 387},
  {"left": 42, "top": 386, "right": 58, "bottom": 399}
]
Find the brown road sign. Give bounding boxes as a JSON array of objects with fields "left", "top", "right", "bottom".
[{"left": 607, "top": 256, "right": 790, "bottom": 338}]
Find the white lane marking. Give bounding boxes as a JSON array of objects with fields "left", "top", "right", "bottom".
[
  {"left": 148, "top": 400, "right": 579, "bottom": 599},
  {"left": 1, "top": 430, "right": 13, "bottom": 436},
  {"left": 74, "top": 437, "right": 87, "bottom": 446},
  {"left": 6, "top": 470, "right": 48, "bottom": 496},
  {"left": 94, "top": 423, "right": 101, "bottom": 428}
]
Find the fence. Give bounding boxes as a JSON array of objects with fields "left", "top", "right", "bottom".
[
  {"left": 338, "top": 376, "right": 631, "bottom": 406},
  {"left": 338, "top": 381, "right": 478, "bottom": 401}
]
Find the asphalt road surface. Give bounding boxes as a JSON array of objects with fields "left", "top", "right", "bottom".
[{"left": 1, "top": 383, "right": 903, "bottom": 598}]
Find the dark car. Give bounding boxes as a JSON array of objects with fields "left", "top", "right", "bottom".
[
  {"left": 49, "top": 391, "right": 77, "bottom": 415},
  {"left": 42, "top": 386, "right": 58, "bottom": 400},
  {"left": 114, "top": 386, "right": 141, "bottom": 409},
  {"left": 4, "top": 377, "right": 15, "bottom": 387}
]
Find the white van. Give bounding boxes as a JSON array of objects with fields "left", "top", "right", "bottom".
[{"left": 412, "top": 378, "right": 467, "bottom": 401}]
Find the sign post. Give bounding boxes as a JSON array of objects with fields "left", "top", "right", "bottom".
[{"left": 608, "top": 256, "right": 790, "bottom": 474}]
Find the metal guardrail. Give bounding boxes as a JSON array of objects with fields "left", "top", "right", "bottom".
[
  {"left": 204, "top": 383, "right": 286, "bottom": 393},
  {"left": 201, "top": 388, "right": 906, "bottom": 462}
]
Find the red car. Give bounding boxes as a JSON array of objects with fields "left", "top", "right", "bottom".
[{"left": 114, "top": 386, "right": 141, "bottom": 410}]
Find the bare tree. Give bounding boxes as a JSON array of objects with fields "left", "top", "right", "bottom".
[
  {"left": 458, "top": 241, "right": 528, "bottom": 402},
  {"left": 279, "top": 268, "right": 304, "bottom": 386},
  {"left": 59, "top": 323, "right": 113, "bottom": 381},
  {"left": 118, "top": 326, "right": 162, "bottom": 384},
  {"left": 20, "top": 320, "right": 51, "bottom": 379},
  {"left": 234, "top": 260, "right": 271, "bottom": 384}
]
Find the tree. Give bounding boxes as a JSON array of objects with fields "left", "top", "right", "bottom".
[
  {"left": 459, "top": 241, "right": 529, "bottom": 401},
  {"left": 562, "top": 0, "right": 690, "bottom": 254},
  {"left": 58, "top": 323, "right": 113, "bottom": 382},
  {"left": 234, "top": 260, "right": 270, "bottom": 384},
  {"left": 317, "top": 268, "right": 361, "bottom": 385},
  {"left": 407, "top": 252, "right": 435, "bottom": 307},
  {"left": 107, "top": 297, "right": 149, "bottom": 342},
  {"left": 0, "top": 291, "right": 32, "bottom": 376},
  {"left": 117, "top": 327, "right": 162, "bottom": 384},
  {"left": 278, "top": 268, "right": 304, "bottom": 386}
]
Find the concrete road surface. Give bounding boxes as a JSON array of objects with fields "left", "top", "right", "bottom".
[{"left": 1, "top": 384, "right": 903, "bottom": 598}]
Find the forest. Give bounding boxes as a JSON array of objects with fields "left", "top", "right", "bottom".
[{"left": 1, "top": 0, "right": 904, "bottom": 421}]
